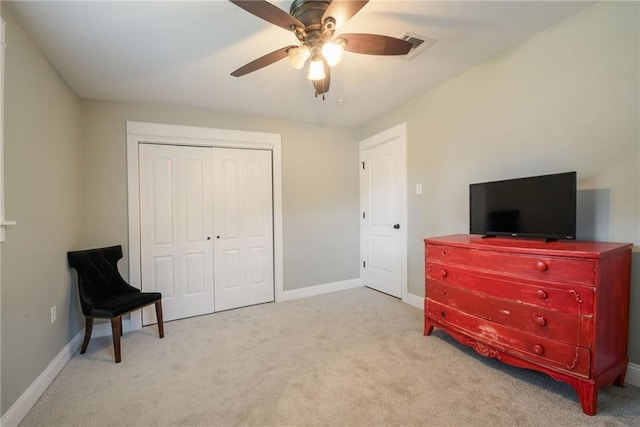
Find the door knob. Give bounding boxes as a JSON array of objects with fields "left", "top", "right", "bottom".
[{"left": 393, "top": 224, "right": 400, "bottom": 229}]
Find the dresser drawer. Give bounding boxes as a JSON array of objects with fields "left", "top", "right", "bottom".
[
  {"left": 427, "top": 280, "right": 587, "bottom": 346},
  {"left": 426, "top": 262, "right": 594, "bottom": 316},
  {"left": 427, "top": 244, "right": 595, "bottom": 285},
  {"left": 426, "top": 299, "right": 590, "bottom": 376}
]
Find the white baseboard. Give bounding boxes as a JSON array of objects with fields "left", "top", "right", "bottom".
[
  {"left": 402, "top": 292, "right": 424, "bottom": 309},
  {"left": 0, "top": 330, "right": 84, "bottom": 427},
  {"left": 279, "top": 278, "right": 362, "bottom": 301},
  {"left": 0, "top": 321, "right": 131, "bottom": 427},
  {"left": 626, "top": 362, "right": 640, "bottom": 387}
]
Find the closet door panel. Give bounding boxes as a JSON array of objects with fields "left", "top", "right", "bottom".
[
  {"left": 213, "top": 148, "right": 274, "bottom": 311},
  {"left": 139, "top": 144, "right": 214, "bottom": 323}
]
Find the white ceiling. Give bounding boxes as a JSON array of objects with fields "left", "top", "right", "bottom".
[{"left": 7, "top": 1, "right": 594, "bottom": 127}]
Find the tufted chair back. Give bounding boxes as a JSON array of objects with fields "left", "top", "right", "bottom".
[{"left": 67, "top": 245, "right": 137, "bottom": 316}]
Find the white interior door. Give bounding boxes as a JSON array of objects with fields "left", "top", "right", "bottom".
[
  {"left": 139, "top": 143, "right": 214, "bottom": 323},
  {"left": 213, "top": 148, "right": 274, "bottom": 311},
  {"left": 360, "top": 125, "right": 406, "bottom": 298}
]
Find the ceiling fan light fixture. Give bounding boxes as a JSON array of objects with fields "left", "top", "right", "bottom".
[
  {"left": 321, "top": 39, "right": 345, "bottom": 67},
  {"left": 307, "top": 55, "right": 326, "bottom": 81},
  {"left": 288, "top": 44, "right": 311, "bottom": 70},
  {"left": 229, "top": 0, "right": 413, "bottom": 97}
]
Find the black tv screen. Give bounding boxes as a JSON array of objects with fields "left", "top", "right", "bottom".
[{"left": 470, "top": 172, "right": 577, "bottom": 240}]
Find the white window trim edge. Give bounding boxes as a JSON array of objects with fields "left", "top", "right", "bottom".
[
  {"left": 0, "top": 18, "right": 16, "bottom": 243},
  {"left": 125, "top": 121, "right": 284, "bottom": 330}
]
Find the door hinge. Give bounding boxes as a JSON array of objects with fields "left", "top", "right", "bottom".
[
  {"left": 363, "top": 261, "right": 366, "bottom": 268},
  {"left": 361, "top": 161, "right": 365, "bottom": 170}
]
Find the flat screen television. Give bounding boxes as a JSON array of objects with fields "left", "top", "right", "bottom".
[{"left": 469, "top": 172, "right": 576, "bottom": 241}]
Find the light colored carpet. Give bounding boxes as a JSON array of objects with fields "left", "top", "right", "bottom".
[{"left": 20, "top": 287, "right": 640, "bottom": 426}]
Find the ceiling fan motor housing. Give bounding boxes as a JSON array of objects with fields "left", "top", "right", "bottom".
[{"left": 289, "top": 0, "right": 331, "bottom": 31}]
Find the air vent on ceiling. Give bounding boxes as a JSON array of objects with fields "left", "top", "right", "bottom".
[{"left": 400, "top": 32, "right": 437, "bottom": 60}]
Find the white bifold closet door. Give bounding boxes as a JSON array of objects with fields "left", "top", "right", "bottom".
[
  {"left": 139, "top": 144, "right": 214, "bottom": 323},
  {"left": 213, "top": 148, "right": 273, "bottom": 312},
  {"left": 139, "top": 144, "right": 273, "bottom": 324}
]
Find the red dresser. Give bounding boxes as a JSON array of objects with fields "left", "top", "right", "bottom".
[{"left": 424, "top": 234, "right": 632, "bottom": 415}]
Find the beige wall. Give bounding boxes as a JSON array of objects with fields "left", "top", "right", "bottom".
[
  {"left": 80, "top": 100, "right": 360, "bottom": 290},
  {"left": 1, "top": 20, "right": 359, "bottom": 416},
  {"left": 1, "top": 7, "right": 83, "bottom": 415},
  {"left": 1, "top": 10, "right": 359, "bottom": 414},
  {"left": 357, "top": 2, "right": 640, "bottom": 363},
  {"left": 2, "top": 0, "right": 639, "bottom": 419}
]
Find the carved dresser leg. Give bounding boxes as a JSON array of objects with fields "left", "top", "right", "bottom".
[
  {"left": 577, "top": 380, "right": 597, "bottom": 416},
  {"left": 424, "top": 319, "right": 435, "bottom": 336}
]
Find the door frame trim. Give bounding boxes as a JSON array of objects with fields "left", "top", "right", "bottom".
[
  {"left": 126, "top": 121, "right": 283, "bottom": 330},
  {"left": 359, "top": 122, "right": 408, "bottom": 300}
]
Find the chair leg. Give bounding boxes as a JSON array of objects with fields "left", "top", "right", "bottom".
[
  {"left": 155, "top": 300, "right": 165, "bottom": 338},
  {"left": 119, "top": 316, "right": 123, "bottom": 337},
  {"left": 81, "top": 317, "right": 94, "bottom": 354},
  {"left": 110, "top": 317, "right": 122, "bottom": 363}
]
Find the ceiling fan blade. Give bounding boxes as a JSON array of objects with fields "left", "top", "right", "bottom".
[
  {"left": 312, "top": 59, "right": 331, "bottom": 96},
  {"left": 231, "top": 45, "right": 296, "bottom": 77},
  {"left": 229, "top": 0, "right": 303, "bottom": 31},
  {"left": 341, "top": 33, "right": 413, "bottom": 56},
  {"left": 322, "top": 0, "right": 369, "bottom": 28}
]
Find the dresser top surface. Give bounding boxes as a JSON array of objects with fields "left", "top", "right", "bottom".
[{"left": 425, "top": 234, "right": 632, "bottom": 258}]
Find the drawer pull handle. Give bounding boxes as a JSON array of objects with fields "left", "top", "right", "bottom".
[
  {"left": 442, "top": 250, "right": 447, "bottom": 256},
  {"left": 535, "top": 261, "right": 548, "bottom": 271},
  {"left": 533, "top": 316, "right": 547, "bottom": 327},
  {"left": 535, "top": 289, "right": 548, "bottom": 300},
  {"left": 440, "top": 269, "right": 448, "bottom": 278},
  {"left": 440, "top": 311, "right": 446, "bottom": 318},
  {"left": 532, "top": 344, "right": 545, "bottom": 355}
]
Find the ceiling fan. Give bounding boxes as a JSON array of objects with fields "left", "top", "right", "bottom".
[{"left": 229, "top": 0, "right": 413, "bottom": 99}]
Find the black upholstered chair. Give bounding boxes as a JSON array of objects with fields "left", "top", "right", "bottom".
[{"left": 67, "top": 245, "right": 164, "bottom": 363}]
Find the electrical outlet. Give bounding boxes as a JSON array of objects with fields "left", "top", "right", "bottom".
[{"left": 51, "top": 306, "right": 56, "bottom": 324}]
